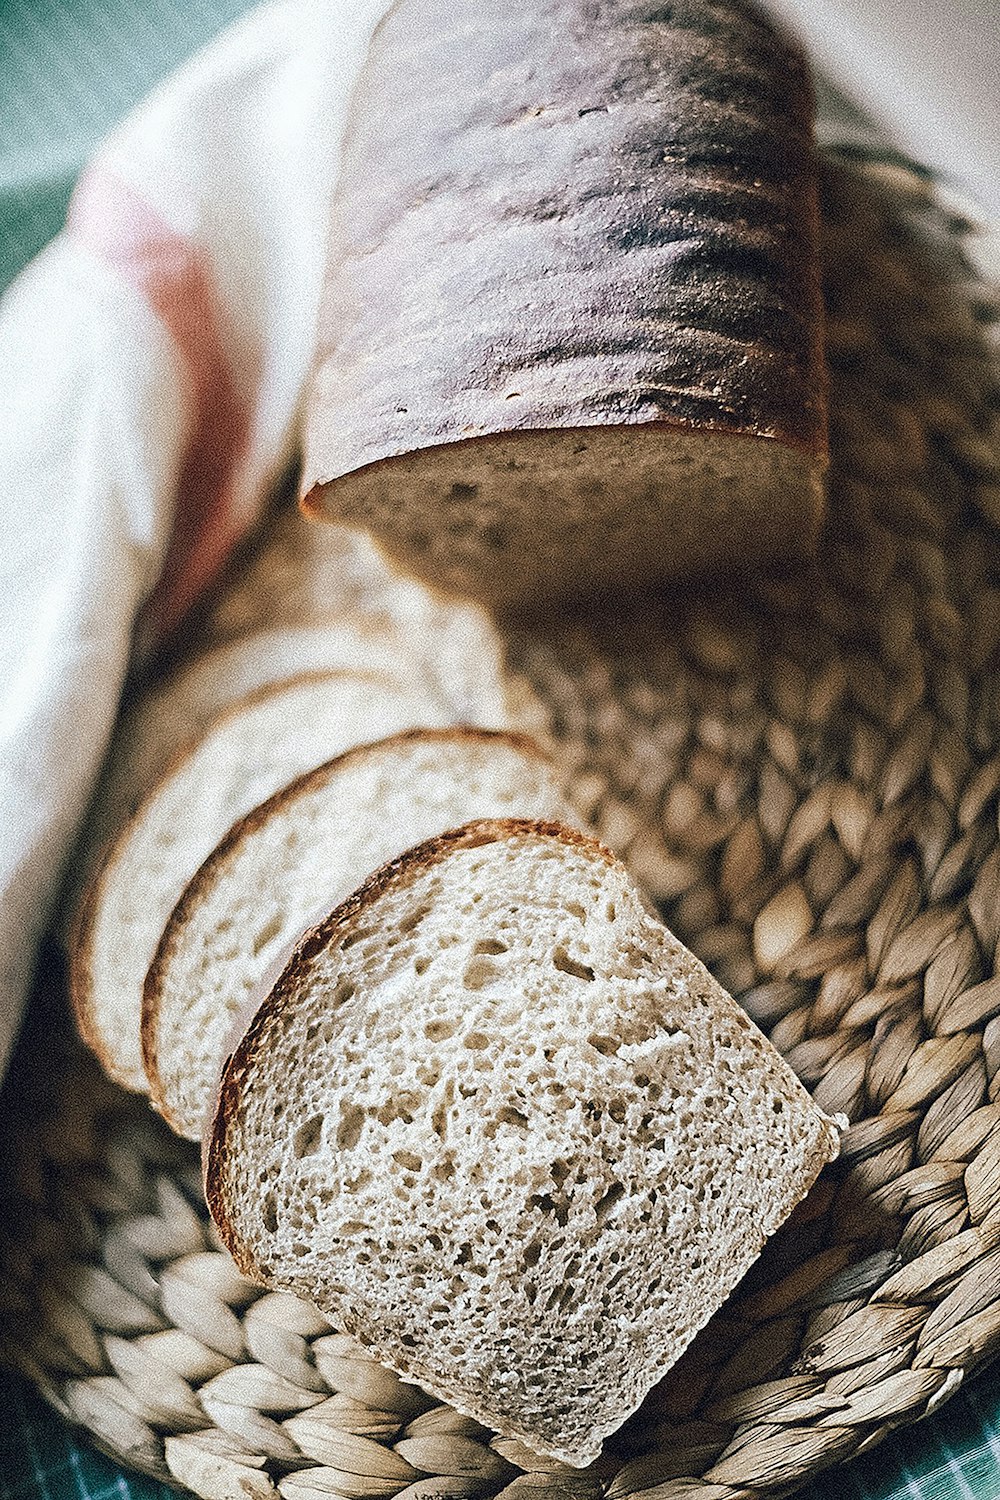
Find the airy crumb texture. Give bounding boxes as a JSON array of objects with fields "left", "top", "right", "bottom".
[
  {"left": 63, "top": 620, "right": 442, "bottom": 926},
  {"left": 207, "top": 820, "right": 840, "bottom": 1466},
  {"left": 72, "top": 671, "right": 450, "bottom": 1093},
  {"left": 145, "top": 729, "right": 575, "bottom": 1139},
  {"left": 307, "top": 429, "right": 824, "bottom": 608}
]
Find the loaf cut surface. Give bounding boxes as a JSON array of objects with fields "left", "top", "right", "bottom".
[
  {"left": 207, "top": 820, "right": 840, "bottom": 1465},
  {"left": 71, "top": 670, "right": 449, "bottom": 1092},
  {"left": 302, "top": 0, "right": 827, "bottom": 605},
  {"left": 145, "top": 729, "right": 575, "bottom": 1139}
]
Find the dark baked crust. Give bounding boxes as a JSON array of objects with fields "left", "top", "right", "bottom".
[{"left": 303, "top": 0, "right": 826, "bottom": 505}]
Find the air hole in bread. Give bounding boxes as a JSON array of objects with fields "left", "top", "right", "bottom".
[
  {"left": 462, "top": 958, "right": 503, "bottom": 992},
  {"left": 252, "top": 912, "right": 285, "bottom": 958},
  {"left": 463, "top": 1031, "right": 491, "bottom": 1050},
  {"left": 399, "top": 902, "right": 433, "bottom": 934},
  {"left": 261, "top": 1192, "right": 278, "bottom": 1235},
  {"left": 341, "top": 928, "right": 375, "bottom": 951},
  {"left": 376, "top": 1098, "right": 416, "bottom": 1125},
  {"left": 336, "top": 1106, "right": 365, "bottom": 1151},
  {"left": 552, "top": 947, "right": 595, "bottom": 981},
  {"left": 530, "top": 1192, "right": 570, "bottom": 1227},
  {"left": 588, "top": 1033, "right": 619, "bottom": 1056},
  {"left": 425, "top": 1018, "right": 458, "bottom": 1042},
  {"left": 292, "top": 1114, "right": 324, "bottom": 1159},
  {"left": 414, "top": 956, "right": 432, "bottom": 975},
  {"left": 594, "top": 1182, "right": 625, "bottom": 1222},
  {"left": 394, "top": 1150, "right": 423, "bottom": 1172},
  {"left": 473, "top": 938, "right": 509, "bottom": 956}
]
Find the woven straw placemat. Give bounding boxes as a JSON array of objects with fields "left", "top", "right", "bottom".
[{"left": 2, "top": 145, "right": 1000, "bottom": 1500}]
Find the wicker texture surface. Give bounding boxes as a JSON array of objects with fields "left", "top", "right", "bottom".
[{"left": 2, "top": 148, "right": 1000, "bottom": 1500}]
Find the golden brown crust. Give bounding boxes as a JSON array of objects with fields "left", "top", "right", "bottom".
[
  {"left": 67, "top": 845, "right": 126, "bottom": 1084},
  {"left": 203, "top": 816, "right": 617, "bottom": 1248},
  {"left": 141, "top": 728, "right": 553, "bottom": 1120},
  {"left": 72, "top": 668, "right": 401, "bottom": 1092}
]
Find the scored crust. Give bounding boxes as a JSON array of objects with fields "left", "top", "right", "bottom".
[{"left": 142, "top": 730, "right": 562, "bottom": 1132}]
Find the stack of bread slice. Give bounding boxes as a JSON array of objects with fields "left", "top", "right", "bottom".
[
  {"left": 67, "top": 509, "right": 569, "bottom": 1108},
  {"left": 67, "top": 506, "right": 840, "bottom": 1465}
]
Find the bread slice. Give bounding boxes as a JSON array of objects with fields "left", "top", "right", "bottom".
[
  {"left": 63, "top": 619, "right": 459, "bottom": 927},
  {"left": 145, "top": 730, "right": 576, "bottom": 1140},
  {"left": 71, "top": 670, "right": 449, "bottom": 1092},
  {"left": 206, "top": 820, "right": 841, "bottom": 1466},
  {"left": 202, "top": 504, "right": 514, "bottom": 726},
  {"left": 301, "top": 0, "right": 827, "bottom": 606}
]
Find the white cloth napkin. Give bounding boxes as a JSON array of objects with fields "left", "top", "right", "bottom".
[{"left": 0, "top": 0, "right": 389, "bottom": 1080}]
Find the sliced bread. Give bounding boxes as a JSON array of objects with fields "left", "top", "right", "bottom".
[
  {"left": 64, "top": 619, "right": 453, "bottom": 924},
  {"left": 202, "top": 505, "right": 514, "bottom": 726},
  {"left": 145, "top": 729, "right": 575, "bottom": 1139},
  {"left": 71, "top": 670, "right": 449, "bottom": 1092},
  {"left": 302, "top": 0, "right": 827, "bottom": 605},
  {"left": 206, "top": 819, "right": 841, "bottom": 1466}
]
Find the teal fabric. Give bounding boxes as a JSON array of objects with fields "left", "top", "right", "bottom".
[
  {"left": 1, "top": 1, "right": 1000, "bottom": 1496},
  {"left": 0, "top": 0, "right": 255, "bottom": 292},
  {"left": 3, "top": 1364, "right": 1000, "bottom": 1500}
]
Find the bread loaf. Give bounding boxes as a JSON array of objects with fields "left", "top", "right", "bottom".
[
  {"left": 302, "top": 0, "right": 827, "bottom": 606},
  {"left": 144, "top": 729, "right": 575, "bottom": 1139},
  {"left": 206, "top": 820, "right": 840, "bottom": 1465},
  {"left": 71, "top": 670, "right": 449, "bottom": 1092}
]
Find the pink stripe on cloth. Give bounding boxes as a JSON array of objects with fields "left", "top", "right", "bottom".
[{"left": 68, "top": 165, "right": 253, "bottom": 642}]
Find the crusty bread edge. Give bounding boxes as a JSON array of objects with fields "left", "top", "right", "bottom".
[
  {"left": 203, "top": 815, "right": 841, "bottom": 1462},
  {"left": 142, "top": 729, "right": 555, "bottom": 1126},
  {"left": 69, "top": 667, "right": 409, "bottom": 1092}
]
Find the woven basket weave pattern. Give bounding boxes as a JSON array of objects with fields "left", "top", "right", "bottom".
[{"left": 2, "top": 151, "right": 1000, "bottom": 1500}]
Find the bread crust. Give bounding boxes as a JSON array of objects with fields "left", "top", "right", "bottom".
[
  {"left": 302, "top": 0, "right": 828, "bottom": 599},
  {"left": 142, "top": 730, "right": 555, "bottom": 1124},
  {"left": 204, "top": 816, "right": 617, "bottom": 1247},
  {"left": 71, "top": 668, "right": 407, "bottom": 1091}
]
